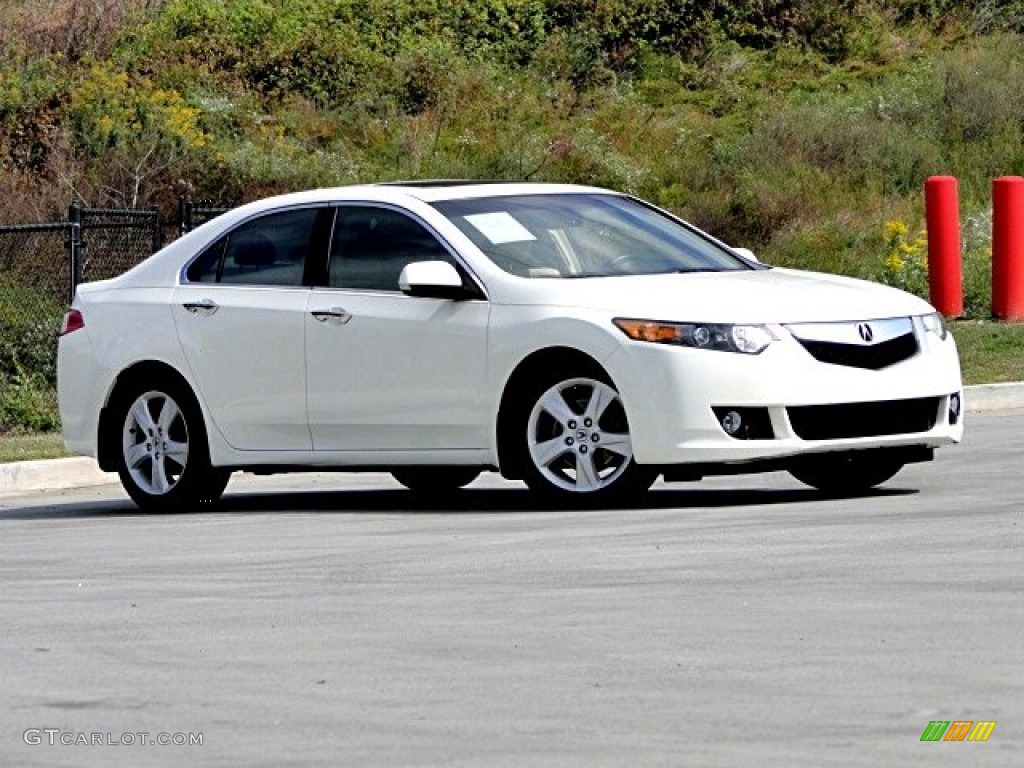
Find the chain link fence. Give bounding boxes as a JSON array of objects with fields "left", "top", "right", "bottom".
[
  {"left": 178, "top": 198, "right": 232, "bottom": 235},
  {"left": 0, "top": 223, "right": 72, "bottom": 387},
  {"left": 70, "top": 204, "right": 163, "bottom": 285},
  {"left": 0, "top": 200, "right": 232, "bottom": 390}
]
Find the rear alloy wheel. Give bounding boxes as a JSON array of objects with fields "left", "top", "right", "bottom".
[
  {"left": 789, "top": 454, "right": 904, "bottom": 495},
  {"left": 392, "top": 467, "right": 481, "bottom": 494},
  {"left": 116, "top": 382, "right": 229, "bottom": 512},
  {"left": 518, "top": 373, "right": 655, "bottom": 501}
]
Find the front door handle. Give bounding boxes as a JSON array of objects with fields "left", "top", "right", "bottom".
[
  {"left": 311, "top": 306, "right": 352, "bottom": 325},
  {"left": 183, "top": 299, "right": 219, "bottom": 316}
]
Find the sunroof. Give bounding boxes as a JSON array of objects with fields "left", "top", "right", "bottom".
[{"left": 374, "top": 179, "right": 518, "bottom": 188}]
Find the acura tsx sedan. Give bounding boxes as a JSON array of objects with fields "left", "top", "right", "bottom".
[{"left": 58, "top": 182, "right": 963, "bottom": 510}]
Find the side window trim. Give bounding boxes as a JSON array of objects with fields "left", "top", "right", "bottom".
[{"left": 303, "top": 207, "right": 335, "bottom": 288}]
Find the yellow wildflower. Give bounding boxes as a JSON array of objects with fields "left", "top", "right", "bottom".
[
  {"left": 884, "top": 220, "right": 909, "bottom": 239},
  {"left": 886, "top": 252, "right": 904, "bottom": 272}
]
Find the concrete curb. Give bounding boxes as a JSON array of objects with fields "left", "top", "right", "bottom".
[
  {"left": 0, "top": 456, "right": 117, "bottom": 497},
  {"left": 962, "top": 381, "right": 1024, "bottom": 412},
  {"left": 2, "top": 382, "right": 1023, "bottom": 498}
]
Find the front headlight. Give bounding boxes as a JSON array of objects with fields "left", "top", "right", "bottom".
[
  {"left": 613, "top": 318, "right": 776, "bottom": 354},
  {"left": 921, "top": 311, "right": 948, "bottom": 340}
]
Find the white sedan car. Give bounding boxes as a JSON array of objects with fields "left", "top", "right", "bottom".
[{"left": 58, "top": 182, "right": 962, "bottom": 510}]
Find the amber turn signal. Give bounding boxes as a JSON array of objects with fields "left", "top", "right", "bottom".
[{"left": 612, "top": 318, "right": 681, "bottom": 343}]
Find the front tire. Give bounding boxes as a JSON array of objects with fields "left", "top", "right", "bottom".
[
  {"left": 789, "top": 453, "right": 903, "bottom": 495},
  {"left": 114, "top": 380, "right": 230, "bottom": 512},
  {"left": 513, "top": 368, "right": 655, "bottom": 502}
]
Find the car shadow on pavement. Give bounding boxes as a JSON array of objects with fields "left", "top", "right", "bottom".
[
  {"left": 0, "top": 484, "right": 917, "bottom": 519},
  {"left": 213, "top": 485, "right": 917, "bottom": 515}
]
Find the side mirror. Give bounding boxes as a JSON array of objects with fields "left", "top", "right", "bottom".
[
  {"left": 733, "top": 247, "right": 759, "bottom": 263},
  {"left": 399, "top": 261, "right": 474, "bottom": 300}
]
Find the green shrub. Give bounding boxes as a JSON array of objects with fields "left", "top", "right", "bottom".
[
  {"left": 895, "top": 0, "right": 1024, "bottom": 33},
  {"left": 0, "top": 286, "right": 62, "bottom": 387},
  {"left": 544, "top": 0, "right": 868, "bottom": 65},
  {"left": 0, "top": 317, "right": 58, "bottom": 386},
  {"left": 961, "top": 209, "right": 995, "bottom": 318},
  {"left": 0, "top": 285, "right": 61, "bottom": 434},
  {"left": 873, "top": 212, "right": 994, "bottom": 319},
  {"left": 878, "top": 219, "right": 930, "bottom": 299},
  {"left": 0, "top": 369, "right": 59, "bottom": 434}
]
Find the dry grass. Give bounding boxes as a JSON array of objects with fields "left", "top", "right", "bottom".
[{"left": 0, "top": 0, "right": 164, "bottom": 58}]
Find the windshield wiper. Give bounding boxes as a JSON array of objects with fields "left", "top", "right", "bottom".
[{"left": 558, "top": 267, "right": 725, "bottom": 279}]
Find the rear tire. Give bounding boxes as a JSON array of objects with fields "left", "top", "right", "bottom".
[
  {"left": 113, "top": 378, "right": 230, "bottom": 512},
  {"left": 789, "top": 454, "right": 903, "bottom": 495}
]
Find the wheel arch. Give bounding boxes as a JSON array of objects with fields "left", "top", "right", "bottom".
[
  {"left": 97, "top": 360, "right": 203, "bottom": 472},
  {"left": 495, "top": 346, "right": 611, "bottom": 480}
]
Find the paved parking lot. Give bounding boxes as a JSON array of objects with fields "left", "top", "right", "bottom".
[{"left": 1, "top": 410, "right": 1020, "bottom": 767}]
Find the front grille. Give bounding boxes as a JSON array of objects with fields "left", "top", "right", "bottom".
[
  {"left": 788, "top": 397, "right": 940, "bottom": 440},
  {"left": 795, "top": 333, "right": 918, "bottom": 370}
]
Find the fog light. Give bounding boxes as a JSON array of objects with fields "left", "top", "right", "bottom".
[
  {"left": 949, "top": 392, "right": 961, "bottom": 425},
  {"left": 721, "top": 410, "right": 743, "bottom": 435},
  {"left": 712, "top": 407, "right": 776, "bottom": 440}
]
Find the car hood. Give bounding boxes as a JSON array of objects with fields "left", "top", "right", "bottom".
[{"left": 493, "top": 267, "right": 935, "bottom": 323}]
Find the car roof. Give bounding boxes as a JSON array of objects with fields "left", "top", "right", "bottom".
[
  {"left": 396, "top": 181, "right": 618, "bottom": 203},
  {"left": 277, "top": 181, "right": 621, "bottom": 205}
]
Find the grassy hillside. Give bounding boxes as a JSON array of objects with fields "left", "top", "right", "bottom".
[
  {"left": 2, "top": 0, "right": 1024, "bottom": 309},
  {"left": 1, "top": 1, "right": 1023, "bottom": 435}
]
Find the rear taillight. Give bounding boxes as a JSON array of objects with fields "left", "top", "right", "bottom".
[{"left": 59, "top": 308, "right": 84, "bottom": 336}]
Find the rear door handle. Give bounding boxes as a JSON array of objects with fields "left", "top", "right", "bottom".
[
  {"left": 311, "top": 307, "right": 352, "bottom": 325},
  {"left": 183, "top": 299, "right": 219, "bottom": 316}
]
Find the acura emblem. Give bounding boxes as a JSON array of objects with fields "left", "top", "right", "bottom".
[{"left": 857, "top": 323, "right": 874, "bottom": 343}]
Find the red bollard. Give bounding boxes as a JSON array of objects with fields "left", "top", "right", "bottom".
[
  {"left": 992, "top": 176, "right": 1024, "bottom": 321},
  {"left": 924, "top": 176, "right": 963, "bottom": 318}
]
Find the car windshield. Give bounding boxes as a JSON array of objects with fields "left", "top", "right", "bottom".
[{"left": 432, "top": 193, "right": 754, "bottom": 278}]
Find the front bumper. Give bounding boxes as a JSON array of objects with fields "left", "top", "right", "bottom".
[{"left": 604, "top": 323, "right": 963, "bottom": 467}]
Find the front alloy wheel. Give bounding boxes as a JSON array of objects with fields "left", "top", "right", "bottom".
[
  {"left": 520, "top": 374, "right": 654, "bottom": 500},
  {"left": 116, "top": 382, "right": 229, "bottom": 511}
]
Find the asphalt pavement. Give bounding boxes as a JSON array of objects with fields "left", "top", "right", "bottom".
[{"left": 0, "top": 409, "right": 1020, "bottom": 767}]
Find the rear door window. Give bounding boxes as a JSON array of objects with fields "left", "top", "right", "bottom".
[{"left": 186, "top": 208, "right": 321, "bottom": 286}]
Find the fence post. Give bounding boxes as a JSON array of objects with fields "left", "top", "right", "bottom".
[
  {"left": 67, "top": 202, "right": 83, "bottom": 301},
  {"left": 992, "top": 176, "right": 1024, "bottom": 321},
  {"left": 924, "top": 176, "right": 963, "bottom": 318},
  {"left": 149, "top": 206, "right": 163, "bottom": 253},
  {"left": 178, "top": 196, "right": 190, "bottom": 237}
]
